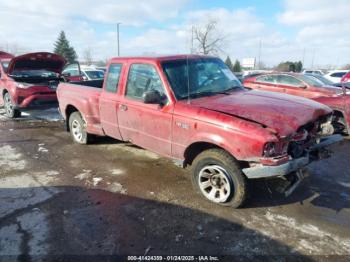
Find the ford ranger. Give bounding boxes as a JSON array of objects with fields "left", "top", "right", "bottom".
[
  {"left": 57, "top": 55, "right": 341, "bottom": 208},
  {"left": 0, "top": 52, "right": 66, "bottom": 118}
]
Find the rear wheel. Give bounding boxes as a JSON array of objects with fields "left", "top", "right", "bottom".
[
  {"left": 3, "top": 92, "right": 21, "bottom": 118},
  {"left": 69, "top": 112, "right": 91, "bottom": 144},
  {"left": 190, "top": 148, "right": 248, "bottom": 208}
]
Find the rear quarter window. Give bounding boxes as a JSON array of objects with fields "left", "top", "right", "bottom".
[{"left": 105, "top": 64, "right": 123, "bottom": 93}]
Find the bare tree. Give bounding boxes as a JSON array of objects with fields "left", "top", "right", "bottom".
[
  {"left": 0, "top": 42, "right": 28, "bottom": 55},
  {"left": 193, "top": 20, "right": 225, "bottom": 55},
  {"left": 83, "top": 47, "right": 93, "bottom": 65}
]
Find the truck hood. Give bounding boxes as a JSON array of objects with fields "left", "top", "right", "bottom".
[
  {"left": 7, "top": 52, "right": 66, "bottom": 74},
  {"left": 190, "top": 90, "right": 332, "bottom": 136}
]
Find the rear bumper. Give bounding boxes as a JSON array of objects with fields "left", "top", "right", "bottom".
[{"left": 243, "top": 134, "right": 343, "bottom": 179}]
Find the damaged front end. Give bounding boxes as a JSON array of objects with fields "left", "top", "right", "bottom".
[{"left": 242, "top": 114, "right": 342, "bottom": 196}]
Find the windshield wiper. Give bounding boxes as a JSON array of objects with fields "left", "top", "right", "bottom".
[
  {"left": 188, "top": 91, "right": 219, "bottom": 99},
  {"left": 216, "top": 86, "right": 243, "bottom": 95},
  {"left": 179, "top": 86, "right": 243, "bottom": 100}
]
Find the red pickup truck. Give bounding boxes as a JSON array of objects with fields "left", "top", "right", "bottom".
[
  {"left": 0, "top": 52, "right": 66, "bottom": 118},
  {"left": 243, "top": 73, "right": 350, "bottom": 134},
  {"left": 57, "top": 55, "right": 341, "bottom": 207}
]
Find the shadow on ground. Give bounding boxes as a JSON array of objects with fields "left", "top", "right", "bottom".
[{"left": 0, "top": 186, "right": 313, "bottom": 262}]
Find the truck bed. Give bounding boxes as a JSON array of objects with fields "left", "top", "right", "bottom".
[{"left": 57, "top": 81, "right": 103, "bottom": 134}]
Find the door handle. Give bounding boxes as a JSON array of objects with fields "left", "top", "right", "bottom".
[{"left": 119, "top": 104, "right": 128, "bottom": 111}]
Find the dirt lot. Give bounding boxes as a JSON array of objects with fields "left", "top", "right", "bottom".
[{"left": 0, "top": 108, "right": 350, "bottom": 261}]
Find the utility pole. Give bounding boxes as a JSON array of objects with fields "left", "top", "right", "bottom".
[
  {"left": 302, "top": 47, "right": 305, "bottom": 67},
  {"left": 117, "top": 22, "right": 122, "bottom": 56},
  {"left": 311, "top": 48, "right": 315, "bottom": 69},
  {"left": 258, "top": 39, "right": 262, "bottom": 69},
  {"left": 191, "top": 25, "right": 194, "bottom": 54}
]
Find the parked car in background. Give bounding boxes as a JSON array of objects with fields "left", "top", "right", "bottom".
[
  {"left": 0, "top": 52, "right": 66, "bottom": 118},
  {"left": 324, "top": 70, "right": 349, "bottom": 83},
  {"left": 95, "top": 66, "right": 107, "bottom": 73},
  {"left": 341, "top": 72, "right": 350, "bottom": 83},
  {"left": 57, "top": 55, "right": 340, "bottom": 208},
  {"left": 302, "top": 69, "right": 324, "bottom": 75},
  {"left": 233, "top": 72, "right": 244, "bottom": 82},
  {"left": 304, "top": 73, "right": 336, "bottom": 86},
  {"left": 305, "top": 73, "right": 350, "bottom": 90},
  {"left": 334, "top": 82, "right": 350, "bottom": 89},
  {"left": 243, "top": 73, "right": 350, "bottom": 134},
  {"left": 62, "top": 64, "right": 105, "bottom": 82}
]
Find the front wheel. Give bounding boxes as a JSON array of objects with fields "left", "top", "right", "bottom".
[
  {"left": 3, "top": 93, "right": 21, "bottom": 118},
  {"left": 69, "top": 112, "right": 91, "bottom": 144},
  {"left": 190, "top": 148, "right": 248, "bottom": 208}
]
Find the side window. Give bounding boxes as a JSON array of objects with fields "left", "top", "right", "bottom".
[
  {"left": 277, "top": 75, "right": 303, "bottom": 87},
  {"left": 331, "top": 72, "right": 346, "bottom": 78},
  {"left": 256, "top": 75, "right": 277, "bottom": 84},
  {"left": 105, "top": 64, "right": 122, "bottom": 93},
  {"left": 126, "top": 64, "right": 166, "bottom": 100}
]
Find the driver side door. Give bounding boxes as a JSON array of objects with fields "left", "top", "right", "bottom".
[{"left": 117, "top": 63, "right": 173, "bottom": 157}]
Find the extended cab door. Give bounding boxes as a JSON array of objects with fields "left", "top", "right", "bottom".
[
  {"left": 117, "top": 63, "right": 173, "bottom": 157},
  {"left": 99, "top": 63, "right": 124, "bottom": 140}
]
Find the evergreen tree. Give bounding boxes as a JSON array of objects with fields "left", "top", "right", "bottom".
[
  {"left": 295, "top": 61, "right": 303, "bottom": 72},
  {"left": 233, "top": 60, "right": 242, "bottom": 72},
  {"left": 276, "top": 61, "right": 303, "bottom": 72},
  {"left": 53, "top": 31, "right": 78, "bottom": 63},
  {"left": 225, "top": 56, "right": 234, "bottom": 72}
]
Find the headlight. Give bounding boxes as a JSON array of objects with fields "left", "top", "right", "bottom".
[
  {"left": 263, "top": 141, "right": 289, "bottom": 157},
  {"left": 263, "top": 143, "right": 277, "bottom": 157},
  {"left": 16, "top": 82, "right": 32, "bottom": 89}
]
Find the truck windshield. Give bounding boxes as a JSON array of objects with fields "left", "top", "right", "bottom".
[{"left": 162, "top": 58, "right": 243, "bottom": 100}]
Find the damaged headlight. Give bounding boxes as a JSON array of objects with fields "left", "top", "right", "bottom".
[{"left": 263, "top": 141, "right": 289, "bottom": 157}]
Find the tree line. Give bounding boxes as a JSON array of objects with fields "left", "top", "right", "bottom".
[{"left": 52, "top": 28, "right": 303, "bottom": 73}]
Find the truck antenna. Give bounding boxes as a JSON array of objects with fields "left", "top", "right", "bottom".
[{"left": 187, "top": 55, "right": 191, "bottom": 104}]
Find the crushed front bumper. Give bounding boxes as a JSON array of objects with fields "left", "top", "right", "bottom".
[{"left": 242, "top": 134, "right": 343, "bottom": 179}]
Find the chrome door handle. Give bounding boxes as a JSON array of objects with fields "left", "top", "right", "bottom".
[{"left": 119, "top": 104, "right": 128, "bottom": 111}]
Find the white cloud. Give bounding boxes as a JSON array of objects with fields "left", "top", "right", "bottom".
[
  {"left": 278, "top": 0, "right": 350, "bottom": 68},
  {"left": 0, "top": 0, "right": 190, "bottom": 59},
  {"left": 0, "top": 0, "right": 189, "bottom": 25},
  {"left": 0, "top": 1, "right": 349, "bottom": 68},
  {"left": 278, "top": 0, "right": 350, "bottom": 26}
]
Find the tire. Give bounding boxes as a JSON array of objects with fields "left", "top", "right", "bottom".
[
  {"left": 68, "top": 111, "right": 91, "bottom": 144},
  {"left": 190, "top": 148, "right": 248, "bottom": 208},
  {"left": 3, "top": 92, "right": 21, "bottom": 118}
]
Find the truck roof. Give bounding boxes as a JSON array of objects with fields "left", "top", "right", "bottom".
[{"left": 109, "top": 54, "right": 215, "bottom": 63}]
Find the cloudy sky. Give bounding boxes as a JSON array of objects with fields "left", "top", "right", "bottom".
[{"left": 0, "top": 0, "right": 349, "bottom": 68}]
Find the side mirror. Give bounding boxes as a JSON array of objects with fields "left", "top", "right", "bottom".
[
  {"left": 143, "top": 90, "right": 162, "bottom": 104},
  {"left": 298, "top": 84, "right": 307, "bottom": 89}
]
